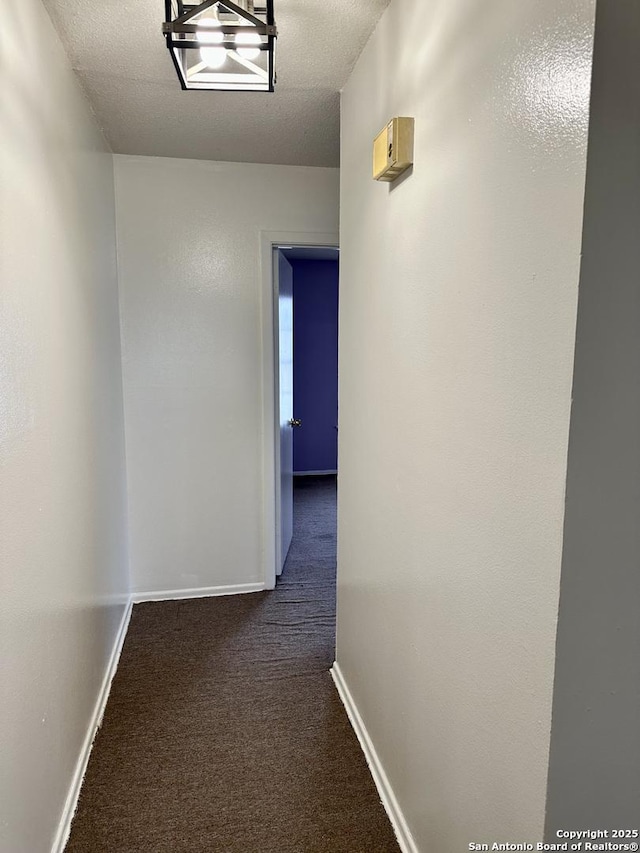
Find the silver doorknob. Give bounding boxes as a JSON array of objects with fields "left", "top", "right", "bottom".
[{"left": 288, "top": 418, "right": 302, "bottom": 427}]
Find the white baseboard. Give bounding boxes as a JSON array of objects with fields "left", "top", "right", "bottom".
[
  {"left": 330, "top": 662, "right": 419, "bottom": 853},
  {"left": 51, "top": 598, "right": 133, "bottom": 853},
  {"left": 51, "top": 582, "right": 265, "bottom": 851},
  {"left": 131, "top": 582, "right": 265, "bottom": 603}
]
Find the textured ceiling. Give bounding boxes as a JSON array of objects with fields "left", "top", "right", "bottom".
[{"left": 42, "top": 0, "right": 390, "bottom": 166}]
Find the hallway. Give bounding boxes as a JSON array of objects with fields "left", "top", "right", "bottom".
[
  {"left": 5, "top": 0, "right": 638, "bottom": 848},
  {"left": 66, "top": 477, "right": 400, "bottom": 852}
]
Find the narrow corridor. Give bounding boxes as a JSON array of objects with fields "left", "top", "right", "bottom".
[{"left": 66, "top": 476, "right": 400, "bottom": 852}]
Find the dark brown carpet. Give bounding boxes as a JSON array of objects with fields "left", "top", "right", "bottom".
[{"left": 66, "top": 476, "right": 401, "bottom": 852}]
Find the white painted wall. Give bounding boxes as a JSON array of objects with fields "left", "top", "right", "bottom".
[
  {"left": 545, "top": 0, "right": 640, "bottom": 832},
  {"left": 113, "top": 156, "right": 339, "bottom": 595},
  {"left": 0, "top": 0, "right": 129, "bottom": 850},
  {"left": 336, "top": 0, "right": 595, "bottom": 849}
]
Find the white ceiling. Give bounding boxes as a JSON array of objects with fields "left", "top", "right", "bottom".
[{"left": 42, "top": 0, "right": 390, "bottom": 167}]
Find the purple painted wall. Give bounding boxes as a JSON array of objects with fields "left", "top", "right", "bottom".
[{"left": 291, "top": 259, "right": 339, "bottom": 473}]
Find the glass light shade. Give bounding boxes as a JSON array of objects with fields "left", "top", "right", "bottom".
[{"left": 163, "top": 0, "right": 277, "bottom": 92}]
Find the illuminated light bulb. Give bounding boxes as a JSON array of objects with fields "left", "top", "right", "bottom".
[
  {"left": 196, "top": 19, "right": 227, "bottom": 69},
  {"left": 235, "top": 30, "right": 261, "bottom": 61},
  {"left": 200, "top": 45, "right": 226, "bottom": 68}
]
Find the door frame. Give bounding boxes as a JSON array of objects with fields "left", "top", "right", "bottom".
[{"left": 259, "top": 230, "right": 340, "bottom": 590}]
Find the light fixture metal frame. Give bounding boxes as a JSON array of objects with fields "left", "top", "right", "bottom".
[{"left": 163, "top": 0, "right": 277, "bottom": 92}]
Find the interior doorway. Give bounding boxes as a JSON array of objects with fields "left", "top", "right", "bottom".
[
  {"left": 259, "top": 230, "right": 339, "bottom": 590},
  {"left": 275, "top": 246, "right": 339, "bottom": 577}
]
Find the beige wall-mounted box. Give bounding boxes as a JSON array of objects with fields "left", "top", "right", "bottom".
[{"left": 373, "top": 117, "right": 414, "bottom": 182}]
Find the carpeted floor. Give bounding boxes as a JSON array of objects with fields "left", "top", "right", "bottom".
[{"left": 66, "top": 475, "right": 401, "bottom": 852}]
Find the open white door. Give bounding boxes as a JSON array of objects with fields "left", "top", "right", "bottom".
[
  {"left": 261, "top": 231, "right": 338, "bottom": 590},
  {"left": 277, "top": 251, "right": 294, "bottom": 575}
]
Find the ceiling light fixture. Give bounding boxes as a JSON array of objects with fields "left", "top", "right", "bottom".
[{"left": 163, "top": 0, "right": 277, "bottom": 92}]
